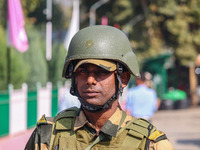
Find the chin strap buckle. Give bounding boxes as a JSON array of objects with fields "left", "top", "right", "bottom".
[{"left": 117, "top": 63, "right": 123, "bottom": 74}]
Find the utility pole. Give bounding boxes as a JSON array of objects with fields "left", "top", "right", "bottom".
[
  {"left": 89, "top": 0, "right": 109, "bottom": 26},
  {"left": 45, "top": 0, "right": 52, "bottom": 60}
]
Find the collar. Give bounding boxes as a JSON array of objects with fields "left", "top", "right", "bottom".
[{"left": 74, "top": 108, "right": 132, "bottom": 137}]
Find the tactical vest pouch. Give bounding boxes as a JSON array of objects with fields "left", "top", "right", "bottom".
[
  {"left": 121, "top": 118, "right": 156, "bottom": 150},
  {"left": 128, "top": 130, "right": 144, "bottom": 140},
  {"left": 49, "top": 107, "right": 79, "bottom": 150},
  {"left": 122, "top": 127, "right": 146, "bottom": 149}
]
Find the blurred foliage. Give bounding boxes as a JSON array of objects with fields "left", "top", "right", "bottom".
[
  {"left": 0, "top": 0, "right": 67, "bottom": 90},
  {"left": 0, "top": 26, "right": 8, "bottom": 90},
  {"left": 81, "top": 0, "right": 200, "bottom": 67},
  {"left": 0, "top": 0, "right": 7, "bottom": 27},
  {"left": 1, "top": 0, "right": 200, "bottom": 90},
  {"left": 80, "top": 0, "right": 164, "bottom": 63},
  {"left": 47, "top": 43, "right": 66, "bottom": 86},
  {"left": 0, "top": 26, "right": 29, "bottom": 90},
  {"left": 150, "top": 0, "right": 200, "bottom": 66},
  {"left": 23, "top": 25, "right": 47, "bottom": 89},
  {"left": 21, "top": 0, "right": 40, "bottom": 16},
  {"left": 27, "top": 0, "right": 67, "bottom": 29}
]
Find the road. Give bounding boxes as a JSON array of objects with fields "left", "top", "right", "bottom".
[
  {"left": 0, "top": 129, "right": 34, "bottom": 150},
  {"left": 152, "top": 107, "right": 200, "bottom": 150}
]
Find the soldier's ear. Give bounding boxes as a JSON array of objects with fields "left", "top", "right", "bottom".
[{"left": 120, "top": 72, "right": 130, "bottom": 88}]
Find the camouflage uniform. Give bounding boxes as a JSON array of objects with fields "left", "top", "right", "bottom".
[{"left": 25, "top": 107, "right": 174, "bottom": 150}]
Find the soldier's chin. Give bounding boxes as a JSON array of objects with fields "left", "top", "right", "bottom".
[
  {"left": 79, "top": 98, "right": 103, "bottom": 106},
  {"left": 86, "top": 99, "right": 103, "bottom": 106}
]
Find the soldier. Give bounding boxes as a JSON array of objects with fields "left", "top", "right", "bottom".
[{"left": 25, "top": 25, "right": 174, "bottom": 150}]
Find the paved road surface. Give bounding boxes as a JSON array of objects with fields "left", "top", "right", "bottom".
[
  {"left": 152, "top": 107, "right": 200, "bottom": 150},
  {"left": 0, "top": 107, "right": 199, "bottom": 150},
  {"left": 0, "top": 129, "right": 34, "bottom": 150}
]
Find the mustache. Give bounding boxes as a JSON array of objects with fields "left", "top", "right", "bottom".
[{"left": 81, "top": 86, "right": 101, "bottom": 92}]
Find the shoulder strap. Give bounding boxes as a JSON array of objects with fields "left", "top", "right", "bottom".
[
  {"left": 132, "top": 118, "right": 168, "bottom": 142},
  {"left": 124, "top": 118, "right": 168, "bottom": 149},
  {"left": 122, "top": 118, "right": 156, "bottom": 150},
  {"left": 49, "top": 107, "right": 80, "bottom": 150},
  {"left": 126, "top": 118, "right": 156, "bottom": 137},
  {"left": 148, "top": 130, "right": 168, "bottom": 142},
  {"left": 25, "top": 115, "right": 54, "bottom": 150},
  {"left": 118, "top": 110, "right": 127, "bottom": 130},
  {"left": 54, "top": 106, "right": 79, "bottom": 121}
]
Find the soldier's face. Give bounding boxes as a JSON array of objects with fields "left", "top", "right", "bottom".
[{"left": 75, "top": 63, "right": 116, "bottom": 106}]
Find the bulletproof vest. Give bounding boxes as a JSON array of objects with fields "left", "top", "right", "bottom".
[{"left": 49, "top": 107, "right": 167, "bottom": 150}]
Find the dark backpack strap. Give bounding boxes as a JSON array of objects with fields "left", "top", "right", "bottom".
[{"left": 145, "top": 123, "right": 154, "bottom": 150}]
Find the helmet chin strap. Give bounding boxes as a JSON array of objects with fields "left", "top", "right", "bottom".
[{"left": 70, "top": 63, "right": 123, "bottom": 113}]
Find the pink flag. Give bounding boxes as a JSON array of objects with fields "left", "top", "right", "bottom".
[{"left": 7, "top": 0, "right": 29, "bottom": 52}]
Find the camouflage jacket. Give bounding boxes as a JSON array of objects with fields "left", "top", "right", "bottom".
[{"left": 25, "top": 107, "right": 174, "bottom": 150}]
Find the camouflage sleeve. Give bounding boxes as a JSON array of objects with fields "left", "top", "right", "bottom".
[
  {"left": 24, "top": 115, "right": 54, "bottom": 150},
  {"left": 149, "top": 139, "right": 174, "bottom": 150}
]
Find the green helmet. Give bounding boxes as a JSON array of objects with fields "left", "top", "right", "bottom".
[{"left": 62, "top": 25, "right": 140, "bottom": 78}]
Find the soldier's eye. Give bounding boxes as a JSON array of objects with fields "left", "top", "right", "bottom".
[
  {"left": 80, "top": 69, "right": 88, "bottom": 73},
  {"left": 98, "top": 69, "right": 110, "bottom": 75}
]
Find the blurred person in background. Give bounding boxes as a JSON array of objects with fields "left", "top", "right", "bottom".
[
  {"left": 126, "top": 72, "right": 158, "bottom": 121},
  {"left": 144, "top": 72, "right": 161, "bottom": 109},
  {"left": 144, "top": 72, "right": 154, "bottom": 88},
  {"left": 59, "top": 82, "right": 80, "bottom": 112},
  {"left": 59, "top": 90, "right": 80, "bottom": 111}
]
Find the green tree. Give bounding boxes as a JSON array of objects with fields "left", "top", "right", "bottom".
[
  {"left": 81, "top": 0, "right": 200, "bottom": 65},
  {"left": 80, "top": 0, "right": 165, "bottom": 63},
  {"left": 23, "top": 25, "right": 47, "bottom": 89},
  {"left": 0, "top": 26, "right": 8, "bottom": 90},
  {"left": 47, "top": 43, "right": 66, "bottom": 86},
  {"left": 27, "top": 0, "right": 67, "bottom": 30},
  {"left": 0, "top": 26, "right": 29, "bottom": 90},
  {"left": 148, "top": 0, "right": 200, "bottom": 66}
]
